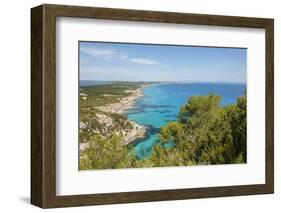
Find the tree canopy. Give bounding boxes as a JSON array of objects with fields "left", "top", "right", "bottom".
[{"left": 147, "top": 93, "right": 247, "bottom": 166}]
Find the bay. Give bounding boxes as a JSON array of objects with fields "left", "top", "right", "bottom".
[{"left": 126, "top": 83, "right": 246, "bottom": 160}]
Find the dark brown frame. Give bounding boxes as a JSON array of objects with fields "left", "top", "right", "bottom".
[{"left": 31, "top": 4, "right": 274, "bottom": 208}]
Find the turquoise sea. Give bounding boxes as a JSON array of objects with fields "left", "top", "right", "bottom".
[{"left": 126, "top": 83, "right": 246, "bottom": 160}]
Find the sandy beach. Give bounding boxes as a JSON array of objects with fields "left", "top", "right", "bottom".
[
  {"left": 97, "top": 85, "right": 149, "bottom": 144},
  {"left": 96, "top": 85, "right": 147, "bottom": 114},
  {"left": 80, "top": 84, "right": 149, "bottom": 151}
]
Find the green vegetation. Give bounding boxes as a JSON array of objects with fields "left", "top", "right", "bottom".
[
  {"left": 80, "top": 82, "right": 145, "bottom": 109},
  {"left": 79, "top": 83, "right": 145, "bottom": 144},
  {"left": 79, "top": 82, "right": 148, "bottom": 170},
  {"left": 141, "top": 92, "right": 247, "bottom": 166},
  {"left": 80, "top": 134, "right": 135, "bottom": 169},
  {"left": 80, "top": 90, "right": 247, "bottom": 170}
]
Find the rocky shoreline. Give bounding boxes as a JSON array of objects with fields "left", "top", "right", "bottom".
[
  {"left": 80, "top": 84, "right": 149, "bottom": 151},
  {"left": 96, "top": 85, "right": 149, "bottom": 144}
]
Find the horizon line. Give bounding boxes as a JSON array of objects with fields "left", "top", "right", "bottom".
[{"left": 80, "top": 80, "right": 246, "bottom": 84}]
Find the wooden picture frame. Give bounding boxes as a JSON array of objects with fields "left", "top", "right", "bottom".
[{"left": 31, "top": 4, "right": 274, "bottom": 208}]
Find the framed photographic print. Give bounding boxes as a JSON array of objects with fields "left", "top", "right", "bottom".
[{"left": 31, "top": 4, "right": 274, "bottom": 208}]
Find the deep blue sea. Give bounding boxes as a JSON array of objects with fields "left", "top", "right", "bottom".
[{"left": 126, "top": 83, "right": 246, "bottom": 160}]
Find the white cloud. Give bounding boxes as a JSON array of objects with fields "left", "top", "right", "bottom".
[
  {"left": 80, "top": 47, "right": 116, "bottom": 59},
  {"left": 81, "top": 46, "right": 130, "bottom": 61},
  {"left": 129, "top": 58, "right": 160, "bottom": 65},
  {"left": 81, "top": 45, "right": 162, "bottom": 65},
  {"left": 118, "top": 55, "right": 128, "bottom": 59}
]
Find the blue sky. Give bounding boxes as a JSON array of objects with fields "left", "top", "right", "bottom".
[{"left": 79, "top": 41, "right": 246, "bottom": 83}]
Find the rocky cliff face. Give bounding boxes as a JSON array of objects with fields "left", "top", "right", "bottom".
[
  {"left": 79, "top": 85, "right": 149, "bottom": 151},
  {"left": 79, "top": 111, "right": 147, "bottom": 151},
  {"left": 120, "top": 120, "right": 147, "bottom": 145}
]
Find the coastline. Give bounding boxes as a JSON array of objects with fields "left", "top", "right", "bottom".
[
  {"left": 96, "top": 84, "right": 149, "bottom": 114},
  {"left": 80, "top": 84, "right": 150, "bottom": 151},
  {"left": 97, "top": 84, "right": 149, "bottom": 145}
]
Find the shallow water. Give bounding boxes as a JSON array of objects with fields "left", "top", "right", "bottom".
[{"left": 126, "top": 83, "right": 246, "bottom": 160}]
